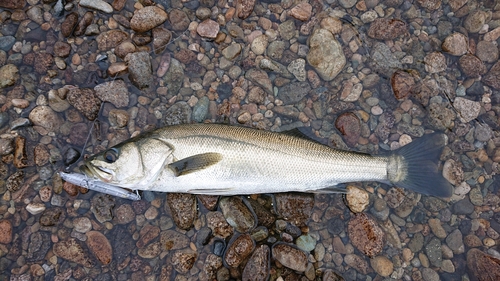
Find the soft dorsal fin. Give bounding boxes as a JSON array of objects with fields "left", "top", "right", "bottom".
[
  {"left": 281, "top": 127, "right": 328, "bottom": 145},
  {"left": 168, "top": 153, "right": 223, "bottom": 176}
]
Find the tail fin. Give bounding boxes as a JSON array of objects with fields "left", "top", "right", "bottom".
[{"left": 387, "top": 134, "right": 453, "bottom": 198}]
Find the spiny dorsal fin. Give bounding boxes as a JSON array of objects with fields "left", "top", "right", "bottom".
[{"left": 168, "top": 152, "right": 222, "bottom": 176}]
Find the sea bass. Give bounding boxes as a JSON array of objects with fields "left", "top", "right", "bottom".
[{"left": 78, "top": 124, "right": 453, "bottom": 198}]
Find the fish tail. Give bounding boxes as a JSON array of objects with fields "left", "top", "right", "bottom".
[{"left": 387, "top": 134, "right": 453, "bottom": 198}]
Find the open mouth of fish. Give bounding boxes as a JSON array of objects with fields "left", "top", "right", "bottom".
[{"left": 80, "top": 164, "right": 114, "bottom": 182}]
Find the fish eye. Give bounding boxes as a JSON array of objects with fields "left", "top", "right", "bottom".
[{"left": 103, "top": 148, "right": 119, "bottom": 163}]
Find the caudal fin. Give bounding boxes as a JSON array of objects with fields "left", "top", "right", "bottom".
[{"left": 389, "top": 133, "right": 453, "bottom": 198}]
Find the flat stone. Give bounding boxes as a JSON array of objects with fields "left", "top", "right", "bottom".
[
  {"left": 242, "top": 245, "right": 270, "bottom": 281},
  {"left": 96, "top": 30, "right": 128, "bottom": 51},
  {"left": 453, "top": 97, "right": 481, "bottom": 123},
  {"left": 272, "top": 243, "right": 307, "bottom": 272},
  {"left": 224, "top": 234, "right": 255, "bottom": 267},
  {"left": 53, "top": 238, "right": 93, "bottom": 267},
  {"left": 80, "top": 0, "right": 113, "bottom": 13},
  {"left": 172, "top": 249, "right": 197, "bottom": 273},
  {"left": 219, "top": 197, "right": 256, "bottom": 233},
  {"left": 67, "top": 88, "right": 102, "bottom": 121},
  {"left": 442, "top": 33, "right": 468, "bottom": 56},
  {"left": 94, "top": 79, "right": 129, "bottom": 108},
  {"left": 0, "top": 64, "right": 19, "bottom": 88},
  {"left": 370, "top": 256, "right": 393, "bottom": 277},
  {"left": 28, "top": 106, "right": 63, "bottom": 132},
  {"left": 348, "top": 213, "right": 385, "bottom": 257},
  {"left": 0, "top": 220, "right": 12, "bottom": 244},
  {"left": 368, "top": 18, "right": 407, "bottom": 40}
]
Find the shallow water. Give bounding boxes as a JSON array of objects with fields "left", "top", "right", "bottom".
[{"left": 0, "top": 0, "right": 499, "bottom": 280}]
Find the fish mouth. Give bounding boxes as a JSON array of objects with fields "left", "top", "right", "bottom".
[{"left": 80, "top": 164, "right": 113, "bottom": 182}]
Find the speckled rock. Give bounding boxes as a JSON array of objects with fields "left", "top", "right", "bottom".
[
  {"left": 207, "top": 211, "right": 233, "bottom": 238},
  {"left": 287, "top": 58, "right": 307, "bottom": 81},
  {"left": 464, "top": 10, "right": 488, "bottom": 33},
  {"left": 289, "top": 2, "right": 312, "bottom": 21},
  {"left": 348, "top": 213, "right": 385, "bottom": 257},
  {"left": 162, "top": 101, "right": 191, "bottom": 126},
  {"left": 114, "top": 204, "right": 135, "bottom": 224},
  {"left": 96, "top": 30, "right": 128, "bottom": 50},
  {"left": 466, "top": 248, "right": 500, "bottom": 281},
  {"left": 61, "top": 12, "right": 78, "bottom": 37},
  {"left": 0, "top": 64, "right": 19, "bottom": 88},
  {"left": 277, "top": 81, "right": 310, "bottom": 104},
  {"left": 219, "top": 197, "right": 256, "bottom": 233},
  {"left": 28, "top": 106, "right": 63, "bottom": 132},
  {"left": 368, "top": 18, "right": 407, "bottom": 40},
  {"left": 90, "top": 194, "right": 115, "bottom": 223},
  {"left": 162, "top": 58, "right": 184, "bottom": 95},
  {"left": 424, "top": 52, "right": 446, "bottom": 73},
  {"left": 130, "top": 6, "right": 168, "bottom": 32},
  {"left": 39, "top": 207, "right": 65, "bottom": 226},
  {"left": 459, "top": 54, "right": 487, "bottom": 77},
  {"left": 138, "top": 241, "right": 161, "bottom": 258},
  {"left": 416, "top": 0, "right": 441, "bottom": 11},
  {"left": 86, "top": 231, "right": 112, "bottom": 265},
  {"left": 224, "top": 234, "right": 255, "bottom": 267},
  {"left": 0, "top": 219, "right": 12, "bottom": 244},
  {"left": 427, "top": 102, "right": 456, "bottom": 130},
  {"left": 425, "top": 237, "right": 442, "bottom": 267},
  {"left": 272, "top": 243, "right": 308, "bottom": 272},
  {"left": 391, "top": 69, "right": 419, "bottom": 100},
  {"left": 197, "top": 19, "right": 219, "bottom": 39},
  {"left": 160, "top": 230, "right": 189, "bottom": 250},
  {"left": 274, "top": 193, "right": 314, "bottom": 227},
  {"left": 125, "top": 52, "right": 154, "bottom": 94},
  {"left": 442, "top": 33, "right": 468, "bottom": 56},
  {"left": 370, "top": 43, "right": 403, "bottom": 77},
  {"left": 172, "top": 249, "right": 197, "bottom": 273},
  {"left": 335, "top": 112, "right": 361, "bottom": 147},
  {"left": 307, "top": 28, "right": 346, "bottom": 81},
  {"left": 80, "top": 0, "right": 113, "bottom": 13},
  {"left": 53, "top": 238, "right": 93, "bottom": 267},
  {"left": 453, "top": 97, "right": 480, "bottom": 123},
  {"left": 67, "top": 88, "right": 102, "bottom": 121},
  {"left": 27, "top": 231, "right": 51, "bottom": 262},
  {"left": 94, "top": 80, "right": 129, "bottom": 108},
  {"left": 168, "top": 9, "right": 189, "bottom": 31},
  {"left": 345, "top": 185, "right": 370, "bottom": 213},
  {"left": 166, "top": 193, "right": 197, "bottom": 230},
  {"left": 245, "top": 69, "right": 273, "bottom": 95},
  {"left": 242, "top": 245, "right": 270, "bottom": 281},
  {"left": 73, "top": 217, "right": 92, "bottom": 233}
]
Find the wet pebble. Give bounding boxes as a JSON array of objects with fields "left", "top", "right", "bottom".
[
  {"left": 428, "top": 218, "right": 447, "bottom": 239},
  {"left": 130, "top": 6, "right": 168, "bottom": 32},
  {"left": 67, "top": 88, "right": 102, "bottom": 121},
  {"left": 202, "top": 254, "right": 223, "bottom": 280},
  {"left": 136, "top": 225, "right": 160, "bottom": 248},
  {"left": 274, "top": 193, "right": 314, "bottom": 227},
  {"left": 126, "top": 51, "right": 154, "bottom": 93},
  {"left": 172, "top": 249, "right": 197, "bottom": 273},
  {"left": 466, "top": 248, "right": 500, "bottom": 280},
  {"left": 442, "top": 32, "right": 468, "bottom": 56},
  {"left": 192, "top": 96, "right": 209, "bottom": 122},
  {"left": 307, "top": 28, "right": 345, "bottom": 81},
  {"left": 207, "top": 211, "right": 233, "bottom": 239},
  {"left": 370, "top": 255, "right": 393, "bottom": 277},
  {"left": 425, "top": 237, "right": 442, "bottom": 267},
  {"left": 162, "top": 101, "right": 192, "bottom": 126},
  {"left": 368, "top": 18, "right": 407, "bottom": 40},
  {"left": 28, "top": 105, "right": 63, "bottom": 132},
  {"left": 0, "top": 64, "right": 19, "bottom": 88},
  {"left": 53, "top": 238, "right": 93, "bottom": 267},
  {"left": 73, "top": 217, "right": 92, "bottom": 233},
  {"left": 94, "top": 80, "right": 130, "bottom": 108},
  {"left": 26, "top": 203, "right": 46, "bottom": 215},
  {"left": 80, "top": 0, "right": 113, "bottom": 13},
  {"left": 296, "top": 233, "right": 316, "bottom": 252},
  {"left": 114, "top": 204, "right": 135, "bottom": 224},
  {"left": 197, "top": 19, "right": 219, "bottom": 39},
  {"left": 446, "top": 229, "right": 465, "bottom": 254},
  {"left": 61, "top": 12, "right": 78, "bottom": 37},
  {"left": 0, "top": 219, "right": 12, "bottom": 244},
  {"left": 96, "top": 30, "right": 128, "bottom": 50},
  {"left": 424, "top": 52, "right": 446, "bottom": 73},
  {"left": 90, "top": 194, "right": 115, "bottom": 223},
  {"left": 166, "top": 193, "right": 196, "bottom": 230},
  {"left": 442, "top": 159, "right": 464, "bottom": 185},
  {"left": 160, "top": 230, "right": 189, "bottom": 250},
  {"left": 224, "top": 234, "right": 255, "bottom": 268},
  {"left": 242, "top": 245, "right": 270, "bottom": 281},
  {"left": 27, "top": 231, "right": 51, "bottom": 262},
  {"left": 138, "top": 241, "right": 161, "bottom": 258},
  {"left": 335, "top": 112, "right": 361, "bottom": 147},
  {"left": 272, "top": 243, "right": 308, "bottom": 272},
  {"left": 39, "top": 207, "right": 65, "bottom": 226},
  {"left": 459, "top": 54, "right": 487, "bottom": 77},
  {"left": 219, "top": 197, "right": 256, "bottom": 233},
  {"left": 86, "top": 231, "right": 112, "bottom": 265},
  {"left": 453, "top": 97, "right": 481, "bottom": 122},
  {"left": 348, "top": 213, "right": 385, "bottom": 257},
  {"left": 289, "top": 2, "right": 312, "bottom": 21}
]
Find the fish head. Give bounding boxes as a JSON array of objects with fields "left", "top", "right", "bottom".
[{"left": 80, "top": 137, "right": 173, "bottom": 188}]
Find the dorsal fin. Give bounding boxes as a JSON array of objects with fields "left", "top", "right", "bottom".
[{"left": 281, "top": 127, "right": 328, "bottom": 145}]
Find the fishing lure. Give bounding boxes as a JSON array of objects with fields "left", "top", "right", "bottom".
[{"left": 59, "top": 172, "right": 141, "bottom": 200}]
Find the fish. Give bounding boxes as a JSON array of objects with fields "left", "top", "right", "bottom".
[{"left": 78, "top": 123, "right": 453, "bottom": 198}]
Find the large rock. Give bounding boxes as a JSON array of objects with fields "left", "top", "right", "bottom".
[
  {"left": 130, "top": 6, "right": 168, "bottom": 33},
  {"left": 307, "top": 29, "right": 345, "bottom": 81}
]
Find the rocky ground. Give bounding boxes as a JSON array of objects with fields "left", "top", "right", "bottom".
[{"left": 0, "top": 0, "right": 500, "bottom": 280}]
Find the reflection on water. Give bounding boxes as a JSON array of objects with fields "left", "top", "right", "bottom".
[{"left": 0, "top": 0, "right": 499, "bottom": 280}]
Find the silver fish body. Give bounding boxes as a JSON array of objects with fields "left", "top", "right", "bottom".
[{"left": 80, "top": 124, "right": 453, "bottom": 197}]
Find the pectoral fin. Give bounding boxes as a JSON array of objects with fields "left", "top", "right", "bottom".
[{"left": 168, "top": 152, "right": 223, "bottom": 176}]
